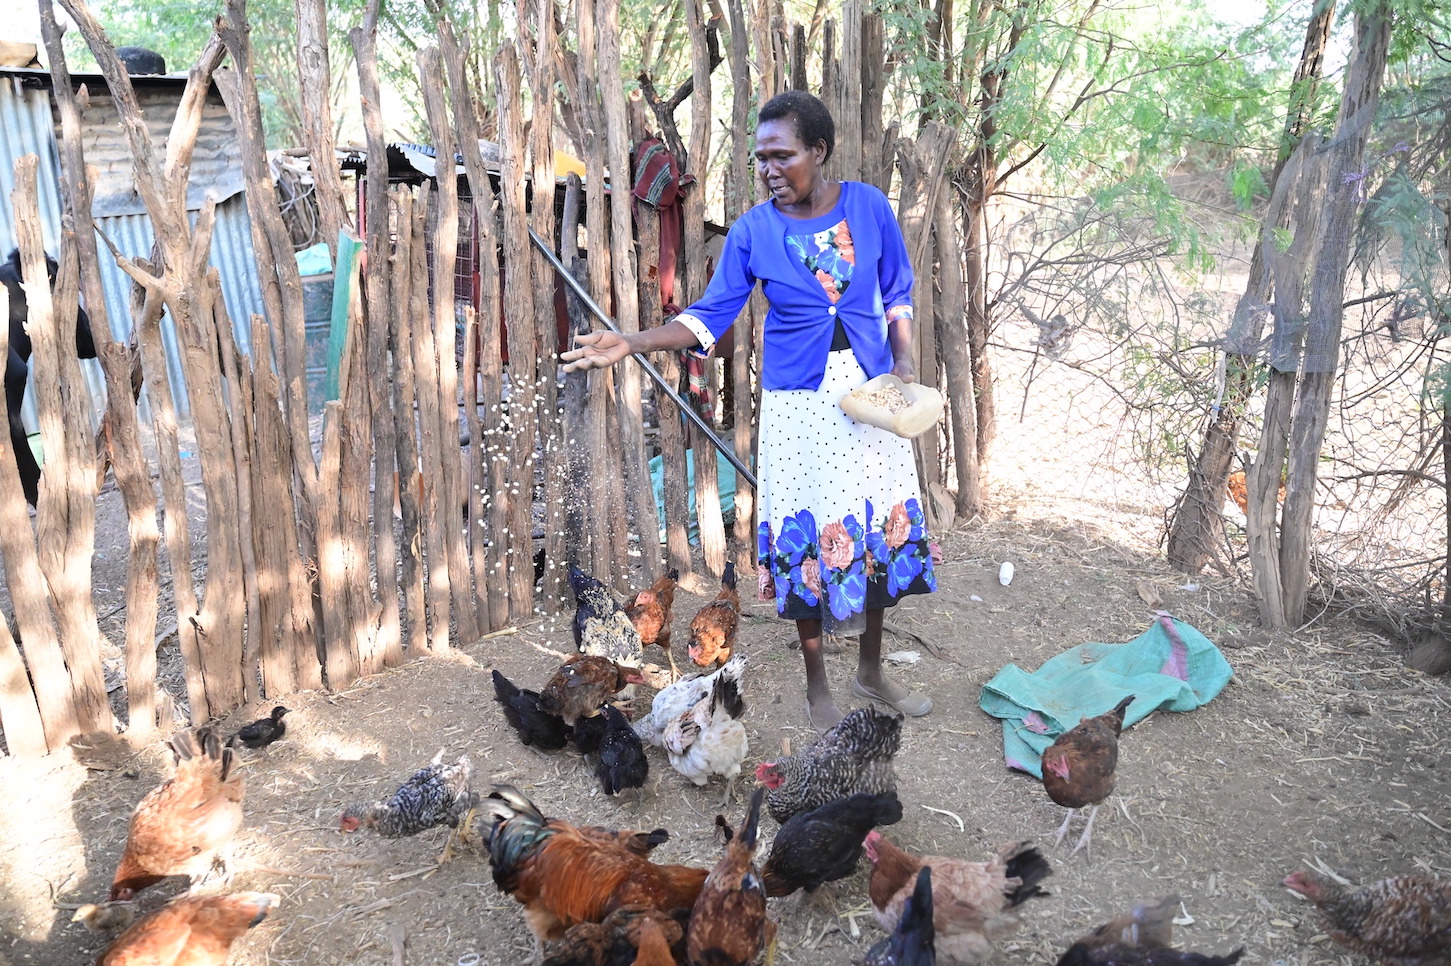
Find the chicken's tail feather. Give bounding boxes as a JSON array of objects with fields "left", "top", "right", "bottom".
[
  {"left": 1001, "top": 844, "right": 1052, "bottom": 906},
  {"left": 482, "top": 786, "right": 557, "bottom": 889},
  {"left": 721, "top": 560, "right": 737, "bottom": 590},
  {"left": 491, "top": 668, "right": 519, "bottom": 703},
  {"left": 712, "top": 670, "right": 747, "bottom": 721},
  {"left": 1106, "top": 695, "right": 1135, "bottom": 735},
  {"left": 870, "top": 790, "right": 905, "bottom": 828}
]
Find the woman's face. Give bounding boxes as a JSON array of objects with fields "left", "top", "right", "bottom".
[{"left": 755, "top": 117, "right": 827, "bottom": 207}]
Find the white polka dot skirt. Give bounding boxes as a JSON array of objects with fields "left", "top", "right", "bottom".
[{"left": 755, "top": 349, "right": 937, "bottom": 629}]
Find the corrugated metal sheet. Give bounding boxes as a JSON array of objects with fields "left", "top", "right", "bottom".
[{"left": 0, "top": 69, "right": 266, "bottom": 420}]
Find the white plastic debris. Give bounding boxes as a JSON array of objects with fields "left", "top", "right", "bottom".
[
  {"left": 999, "top": 561, "right": 1015, "bottom": 586},
  {"left": 970, "top": 594, "right": 984, "bottom": 602},
  {"left": 885, "top": 650, "right": 921, "bottom": 666},
  {"left": 1180, "top": 582, "right": 1200, "bottom": 592}
]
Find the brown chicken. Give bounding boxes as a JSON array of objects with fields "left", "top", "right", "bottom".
[
  {"left": 687, "top": 787, "right": 776, "bottom": 966},
  {"left": 97, "top": 892, "right": 277, "bottom": 966},
  {"left": 541, "top": 905, "right": 690, "bottom": 966},
  {"left": 864, "top": 832, "right": 1051, "bottom": 966},
  {"left": 688, "top": 562, "right": 739, "bottom": 669},
  {"left": 628, "top": 568, "right": 680, "bottom": 677},
  {"left": 1054, "top": 895, "right": 1244, "bottom": 966},
  {"left": 1283, "top": 869, "right": 1451, "bottom": 966},
  {"left": 1042, "top": 695, "right": 1134, "bottom": 858},
  {"left": 482, "top": 785, "right": 709, "bottom": 951},
  {"left": 539, "top": 654, "right": 646, "bottom": 726},
  {"left": 110, "top": 728, "right": 245, "bottom": 901}
]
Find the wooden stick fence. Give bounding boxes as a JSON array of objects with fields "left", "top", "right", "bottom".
[{"left": 0, "top": 0, "right": 974, "bottom": 756}]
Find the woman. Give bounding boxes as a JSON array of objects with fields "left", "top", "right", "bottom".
[{"left": 562, "top": 91, "right": 936, "bottom": 731}]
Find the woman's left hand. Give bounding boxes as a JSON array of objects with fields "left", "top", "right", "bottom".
[{"left": 892, "top": 357, "right": 917, "bottom": 384}]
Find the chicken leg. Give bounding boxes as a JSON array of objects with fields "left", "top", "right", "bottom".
[
  {"left": 1069, "top": 804, "right": 1101, "bottom": 859},
  {"left": 1053, "top": 807, "right": 1078, "bottom": 849}
]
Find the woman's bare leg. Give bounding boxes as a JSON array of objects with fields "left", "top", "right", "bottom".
[{"left": 797, "top": 618, "right": 844, "bottom": 729}]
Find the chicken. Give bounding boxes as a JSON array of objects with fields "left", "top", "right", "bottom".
[
  {"left": 97, "top": 892, "right": 278, "bottom": 966},
  {"left": 1226, "top": 467, "right": 1284, "bottom": 516},
  {"left": 579, "top": 825, "right": 671, "bottom": 857},
  {"left": 688, "top": 562, "right": 740, "bottom": 669},
  {"left": 338, "top": 753, "right": 479, "bottom": 863},
  {"left": 493, "top": 668, "right": 571, "bottom": 750},
  {"left": 864, "top": 833, "right": 1051, "bottom": 966},
  {"left": 541, "top": 654, "right": 645, "bottom": 727},
  {"left": 571, "top": 708, "right": 610, "bottom": 755},
  {"left": 759, "top": 791, "right": 903, "bottom": 898},
  {"left": 628, "top": 568, "right": 680, "bottom": 677},
  {"left": 571, "top": 565, "right": 646, "bottom": 673},
  {"left": 635, "top": 657, "right": 747, "bottom": 748},
  {"left": 754, "top": 705, "right": 902, "bottom": 824},
  {"left": 481, "top": 785, "right": 709, "bottom": 949},
  {"left": 1282, "top": 869, "right": 1451, "bottom": 966},
  {"left": 229, "top": 706, "right": 289, "bottom": 750},
  {"left": 1054, "top": 895, "right": 1244, "bottom": 966},
  {"left": 71, "top": 902, "right": 136, "bottom": 933},
  {"left": 1042, "top": 695, "right": 1134, "bottom": 858},
  {"left": 597, "top": 703, "right": 650, "bottom": 797},
  {"left": 864, "top": 866, "right": 935, "bottom": 966},
  {"left": 541, "top": 905, "right": 690, "bottom": 966},
  {"left": 661, "top": 668, "right": 748, "bottom": 800},
  {"left": 686, "top": 787, "right": 776, "bottom": 966},
  {"left": 110, "top": 728, "right": 245, "bottom": 901}
]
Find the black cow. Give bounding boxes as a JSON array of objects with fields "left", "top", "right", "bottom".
[{"left": 1, "top": 248, "right": 96, "bottom": 506}]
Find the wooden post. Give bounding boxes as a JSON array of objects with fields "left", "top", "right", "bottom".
[
  {"left": 39, "top": 2, "right": 161, "bottom": 735},
  {"left": 727, "top": 0, "right": 759, "bottom": 578},
  {"left": 934, "top": 186, "right": 979, "bottom": 520},
  {"left": 859, "top": 9, "right": 886, "bottom": 191},
  {"left": 559, "top": 173, "right": 595, "bottom": 570},
  {"left": 12, "top": 167, "right": 113, "bottom": 735},
  {"left": 438, "top": 19, "right": 508, "bottom": 630},
  {"left": 496, "top": 47, "right": 541, "bottom": 618},
  {"left": 462, "top": 305, "right": 488, "bottom": 633},
  {"left": 835, "top": 0, "right": 863, "bottom": 182},
  {"left": 790, "top": 22, "right": 807, "bottom": 89},
  {"left": 529, "top": 0, "right": 567, "bottom": 611},
  {"left": 415, "top": 44, "right": 477, "bottom": 642},
  {"left": 598, "top": 0, "right": 660, "bottom": 585},
  {"left": 0, "top": 285, "right": 50, "bottom": 754},
  {"left": 294, "top": 0, "right": 353, "bottom": 251},
  {"left": 389, "top": 188, "right": 428, "bottom": 655},
  {"left": 684, "top": 0, "right": 727, "bottom": 577}
]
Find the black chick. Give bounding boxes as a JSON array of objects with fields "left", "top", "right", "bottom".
[
  {"left": 595, "top": 703, "right": 648, "bottom": 796},
  {"left": 569, "top": 705, "right": 608, "bottom": 755},
  {"left": 492, "top": 669, "right": 570, "bottom": 751},
  {"left": 760, "top": 790, "right": 904, "bottom": 898},
  {"left": 230, "top": 706, "right": 290, "bottom": 749},
  {"left": 864, "top": 865, "right": 935, "bottom": 966}
]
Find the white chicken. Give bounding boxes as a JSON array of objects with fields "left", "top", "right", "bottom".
[
  {"left": 634, "top": 656, "right": 747, "bottom": 748},
  {"left": 661, "top": 670, "right": 749, "bottom": 802}
]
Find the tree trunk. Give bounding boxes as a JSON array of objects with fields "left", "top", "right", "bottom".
[{"left": 1165, "top": 0, "right": 1336, "bottom": 573}]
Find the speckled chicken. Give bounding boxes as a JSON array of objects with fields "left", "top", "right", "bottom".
[
  {"left": 1042, "top": 695, "right": 1134, "bottom": 858},
  {"left": 540, "top": 654, "right": 645, "bottom": 727},
  {"left": 570, "top": 565, "right": 645, "bottom": 674},
  {"left": 1054, "top": 894, "right": 1244, "bottom": 966},
  {"left": 627, "top": 568, "right": 680, "bottom": 677},
  {"left": 865, "top": 866, "right": 935, "bottom": 966},
  {"left": 1283, "top": 869, "right": 1451, "bottom": 966},
  {"left": 635, "top": 657, "right": 746, "bottom": 748},
  {"left": 754, "top": 705, "right": 902, "bottom": 824},
  {"left": 109, "top": 728, "right": 245, "bottom": 901},
  {"left": 865, "top": 833, "right": 1052, "bottom": 966},
  {"left": 688, "top": 562, "right": 740, "bottom": 668},
  {"left": 661, "top": 667, "right": 748, "bottom": 800},
  {"left": 541, "top": 905, "right": 690, "bottom": 966},
  {"left": 97, "top": 892, "right": 278, "bottom": 966},
  {"left": 687, "top": 787, "right": 776, "bottom": 966},
  {"left": 760, "top": 790, "right": 903, "bottom": 898},
  {"left": 493, "top": 668, "right": 571, "bottom": 750},
  {"left": 338, "top": 753, "right": 479, "bottom": 863}
]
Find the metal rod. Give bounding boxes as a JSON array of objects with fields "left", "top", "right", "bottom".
[{"left": 528, "top": 226, "right": 758, "bottom": 491}]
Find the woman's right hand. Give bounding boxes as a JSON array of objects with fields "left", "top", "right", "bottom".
[{"left": 561, "top": 330, "right": 633, "bottom": 372}]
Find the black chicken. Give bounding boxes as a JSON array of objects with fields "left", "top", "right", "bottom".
[
  {"left": 865, "top": 866, "right": 936, "bottom": 966},
  {"left": 569, "top": 707, "right": 609, "bottom": 755},
  {"left": 230, "top": 706, "right": 290, "bottom": 749},
  {"left": 595, "top": 704, "right": 648, "bottom": 796},
  {"left": 760, "top": 790, "right": 904, "bottom": 897},
  {"left": 493, "top": 669, "right": 570, "bottom": 750},
  {"left": 339, "top": 753, "right": 480, "bottom": 863}
]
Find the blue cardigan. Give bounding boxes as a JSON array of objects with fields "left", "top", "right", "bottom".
[{"left": 677, "top": 181, "right": 914, "bottom": 391}]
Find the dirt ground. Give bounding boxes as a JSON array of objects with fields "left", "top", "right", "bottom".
[{"left": 2, "top": 515, "right": 1449, "bottom": 966}]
